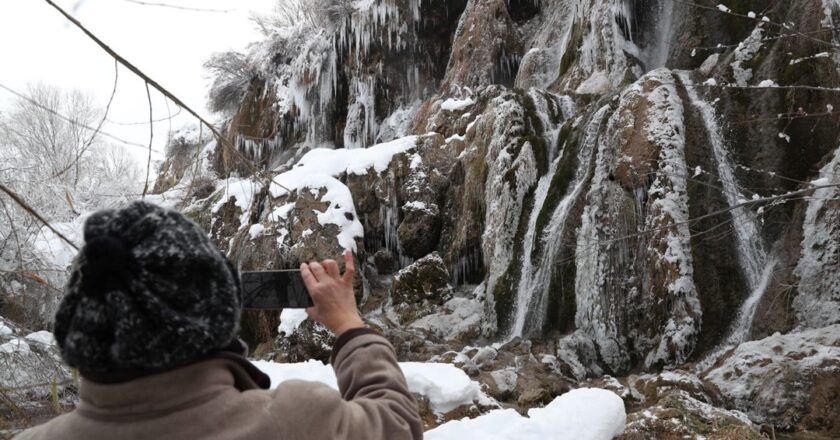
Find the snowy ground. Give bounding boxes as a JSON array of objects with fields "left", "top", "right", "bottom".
[{"left": 426, "top": 388, "right": 626, "bottom": 440}]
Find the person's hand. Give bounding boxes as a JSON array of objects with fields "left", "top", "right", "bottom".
[{"left": 301, "top": 249, "right": 364, "bottom": 336}]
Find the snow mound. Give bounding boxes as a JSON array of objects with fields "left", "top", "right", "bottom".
[
  {"left": 25, "top": 330, "right": 56, "bottom": 346},
  {"left": 253, "top": 359, "right": 340, "bottom": 389},
  {"left": 0, "top": 338, "right": 31, "bottom": 354},
  {"left": 291, "top": 135, "right": 419, "bottom": 176},
  {"left": 426, "top": 388, "right": 626, "bottom": 440},
  {"left": 253, "top": 359, "right": 486, "bottom": 414},
  {"left": 440, "top": 97, "right": 475, "bottom": 111},
  {"left": 399, "top": 362, "right": 483, "bottom": 413},
  {"left": 278, "top": 309, "right": 309, "bottom": 335}
]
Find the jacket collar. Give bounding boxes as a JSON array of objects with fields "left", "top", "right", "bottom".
[{"left": 76, "top": 353, "right": 270, "bottom": 420}]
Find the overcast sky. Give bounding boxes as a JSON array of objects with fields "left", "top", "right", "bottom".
[{"left": 0, "top": 0, "right": 275, "bottom": 164}]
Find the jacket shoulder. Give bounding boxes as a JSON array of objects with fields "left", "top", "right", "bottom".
[{"left": 13, "top": 413, "right": 76, "bottom": 440}]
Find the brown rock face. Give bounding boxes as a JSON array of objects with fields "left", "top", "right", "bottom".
[
  {"left": 391, "top": 252, "right": 452, "bottom": 323},
  {"left": 272, "top": 319, "right": 335, "bottom": 364},
  {"left": 442, "top": 0, "right": 523, "bottom": 89},
  {"left": 397, "top": 202, "right": 442, "bottom": 258}
]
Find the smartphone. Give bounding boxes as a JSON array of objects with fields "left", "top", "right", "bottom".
[{"left": 240, "top": 270, "right": 313, "bottom": 309}]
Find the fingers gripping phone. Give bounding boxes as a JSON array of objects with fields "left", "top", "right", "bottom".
[{"left": 241, "top": 270, "right": 313, "bottom": 309}]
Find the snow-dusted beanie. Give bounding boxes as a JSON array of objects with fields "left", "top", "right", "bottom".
[{"left": 54, "top": 201, "right": 242, "bottom": 376}]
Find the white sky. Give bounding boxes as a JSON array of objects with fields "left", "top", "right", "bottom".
[{"left": 0, "top": 0, "right": 276, "bottom": 165}]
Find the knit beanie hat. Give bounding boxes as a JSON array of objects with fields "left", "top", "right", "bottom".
[{"left": 54, "top": 201, "right": 241, "bottom": 375}]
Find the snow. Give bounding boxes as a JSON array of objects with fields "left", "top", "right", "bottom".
[
  {"left": 699, "top": 53, "right": 720, "bottom": 75},
  {"left": 33, "top": 217, "right": 84, "bottom": 269},
  {"left": 24, "top": 331, "right": 55, "bottom": 346},
  {"left": 425, "top": 388, "right": 626, "bottom": 440},
  {"left": 0, "top": 323, "right": 13, "bottom": 336},
  {"left": 278, "top": 309, "right": 309, "bottom": 335},
  {"left": 264, "top": 136, "right": 419, "bottom": 251},
  {"left": 268, "top": 203, "right": 296, "bottom": 221},
  {"left": 702, "top": 78, "right": 718, "bottom": 86},
  {"left": 404, "top": 200, "right": 428, "bottom": 211},
  {"left": 211, "top": 178, "right": 262, "bottom": 226},
  {"left": 254, "top": 359, "right": 339, "bottom": 389},
  {"left": 716, "top": 4, "right": 732, "bottom": 13},
  {"left": 409, "top": 297, "right": 484, "bottom": 341},
  {"left": 757, "top": 79, "right": 778, "bottom": 87},
  {"left": 576, "top": 71, "right": 612, "bottom": 95},
  {"left": 291, "top": 135, "right": 419, "bottom": 176},
  {"left": 446, "top": 133, "right": 466, "bottom": 143},
  {"left": 704, "top": 325, "right": 840, "bottom": 426},
  {"left": 489, "top": 368, "right": 518, "bottom": 394},
  {"left": 253, "top": 359, "right": 486, "bottom": 414},
  {"left": 0, "top": 338, "right": 30, "bottom": 355},
  {"left": 248, "top": 223, "right": 265, "bottom": 240},
  {"left": 441, "top": 97, "right": 475, "bottom": 111},
  {"left": 400, "top": 362, "right": 484, "bottom": 413},
  {"left": 731, "top": 26, "right": 765, "bottom": 86}
]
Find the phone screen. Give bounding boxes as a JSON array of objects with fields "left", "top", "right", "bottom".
[{"left": 241, "top": 270, "right": 313, "bottom": 309}]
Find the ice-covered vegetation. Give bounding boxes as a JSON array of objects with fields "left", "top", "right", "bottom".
[{"left": 0, "top": 84, "right": 142, "bottom": 327}]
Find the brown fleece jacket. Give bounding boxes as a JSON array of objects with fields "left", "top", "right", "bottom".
[{"left": 15, "top": 332, "right": 423, "bottom": 440}]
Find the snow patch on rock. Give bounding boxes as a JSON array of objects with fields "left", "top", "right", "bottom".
[{"left": 278, "top": 309, "right": 309, "bottom": 336}]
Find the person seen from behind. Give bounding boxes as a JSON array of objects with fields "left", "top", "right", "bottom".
[{"left": 15, "top": 201, "right": 423, "bottom": 440}]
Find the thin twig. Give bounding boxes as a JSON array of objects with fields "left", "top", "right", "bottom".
[
  {"left": 107, "top": 106, "right": 182, "bottom": 125},
  {"left": 120, "top": 0, "right": 234, "bottom": 13},
  {"left": 142, "top": 82, "right": 153, "bottom": 199}
]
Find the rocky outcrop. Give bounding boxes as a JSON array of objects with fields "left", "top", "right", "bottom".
[
  {"left": 141, "top": 1, "right": 840, "bottom": 435},
  {"left": 390, "top": 253, "right": 452, "bottom": 324},
  {"left": 442, "top": 0, "right": 522, "bottom": 89},
  {"left": 703, "top": 325, "right": 840, "bottom": 435},
  {"left": 619, "top": 391, "right": 762, "bottom": 440},
  {"left": 574, "top": 69, "right": 701, "bottom": 373},
  {"left": 271, "top": 319, "right": 334, "bottom": 364}
]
